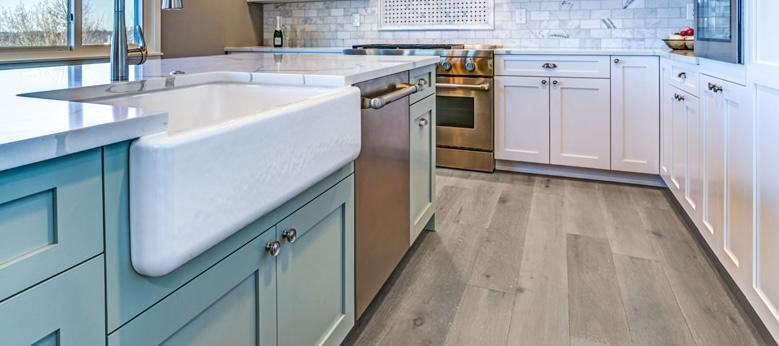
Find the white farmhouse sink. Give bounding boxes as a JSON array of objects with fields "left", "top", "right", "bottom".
[{"left": 93, "top": 82, "right": 361, "bottom": 276}]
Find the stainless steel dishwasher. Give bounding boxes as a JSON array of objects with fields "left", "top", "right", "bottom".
[{"left": 354, "top": 72, "right": 423, "bottom": 317}]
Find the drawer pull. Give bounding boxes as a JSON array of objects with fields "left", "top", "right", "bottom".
[
  {"left": 265, "top": 241, "right": 281, "bottom": 256},
  {"left": 678, "top": 72, "right": 687, "bottom": 79},
  {"left": 542, "top": 63, "right": 558, "bottom": 69},
  {"left": 282, "top": 228, "right": 298, "bottom": 243}
]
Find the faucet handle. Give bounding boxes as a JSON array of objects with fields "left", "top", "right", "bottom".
[{"left": 128, "top": 25, "right": 148, "bottom": 65}]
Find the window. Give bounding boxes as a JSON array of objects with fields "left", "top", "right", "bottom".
[{"left": 0, "top": 0, "right": 141, "bottom": 55}]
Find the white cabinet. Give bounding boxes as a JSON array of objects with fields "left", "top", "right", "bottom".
[
  {"left": 549, "top": 77, "right": 612, "bottom": 170},
  {"left": 611, "top": 56, "right": 660, "bottom": 174},
  {"left": 669, "top": 88, "right": 702, "bottom": 218},
  {"left": 660, "top": 60, "right": 673, "bottom": 181},
  {"left": 700, "top": 75, "right": 754, "bottom": 286},
  {"left": 494, "top": 76, "right": 550, "bottom": 164}
]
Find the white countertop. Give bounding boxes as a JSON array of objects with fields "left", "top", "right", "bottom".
[
  {"left": 226, "top": 46, "right": 700, "bottom": 64},
  {"left": 0, "top": 53, "right": 438, "bottom": 172}
]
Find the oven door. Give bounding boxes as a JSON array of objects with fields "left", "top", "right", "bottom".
[
  {"left": 436, "top": 76, "right": 494, "bottom": 151},
  {"left": 695, "top": 0, "right": 741, "bottom": 64}
]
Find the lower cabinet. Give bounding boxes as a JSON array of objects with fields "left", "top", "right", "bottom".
[
  {"left": 108, "top": 175, "right": 355, "bottom": 346},
  {"left": 409, "top": 94, "right": 436, "bottom": 244},
  {"left": 668, "top": 86, "right": 702, "bottom": 223},
  {"left": 550, "top": 77, "right": 612, "bottom": 170},
  {"left": 494, "top": 76, "right": 551, "bottom": 163},
  {"left": 0, "top": 256, "right": 105, "bottom": 346}
]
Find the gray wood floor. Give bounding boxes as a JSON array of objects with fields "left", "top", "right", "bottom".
[{"left": 344, "top": 169, "right": 769, "bottom": 346}]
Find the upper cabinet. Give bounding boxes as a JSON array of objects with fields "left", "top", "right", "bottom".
[{"left": 611, "top": 56, "right": 660, "bottom": 174}]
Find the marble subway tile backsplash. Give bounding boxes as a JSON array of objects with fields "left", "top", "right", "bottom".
[{"left": 262, "top": 0, "right": 693, "bottom": 49}]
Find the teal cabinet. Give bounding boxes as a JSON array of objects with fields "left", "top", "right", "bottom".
[
  {"left": 276, "top": 174, "right": 355, "bottom": 346},
  {"left": 410, "top": 65, "right": 437, "bottom": 104},
  {"left": 0, "top": 256, "right": 105, "bottom": 346},
  {"left": 103, "top": 142, "right": 355, "bottom": 332},
  {"left": 107, "top": 230, "right": 277, "bottom": 346},
  {"left": 409, "top": 93, "right": 437, "bottom": 244},
  {"left": 0, "top": 148, "right": 103, "bottom": 302}
]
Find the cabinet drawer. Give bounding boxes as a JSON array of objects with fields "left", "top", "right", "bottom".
[
  {"left": 0, "top": 149, "right": 103, "bottom": 301},
  {"left": 669, "top": 61, "right": 699, "bottom": 96},
  {"left": 0, "top": 256, "right": 105, "bottom": 346},
  {"left": 410, "top": 65, "right": 436, "bottom": 104},
  {"left": 497, "top": 55, "right": 611, "bottom": 78}
]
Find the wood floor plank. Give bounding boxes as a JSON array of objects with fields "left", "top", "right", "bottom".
[
  {"left": 507, "top": 186, "right": 569, "bottom": 346},
  {"left": 601, "top": 184, "right": 661, "bottom": 260},
  {"left": 444, "top": 285, "right": 514, "bottom": 346},
  {"left": 613, "top": 254, "right": 696, "bottom": 346},
  {"left": 567, "top": 234, "right": 630, "bottom": 346},
  {"left": 562, "top": 180, "right": 609, "bottom": 238},
  {"left": 642, "top": 207, "right": 763, "bottom": 346},
  {"left": 449, "top": 179, "right": 501, "bottom": 228}
]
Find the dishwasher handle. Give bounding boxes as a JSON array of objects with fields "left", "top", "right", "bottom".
[
  {"left": 361, "top": 81, "right": 423, "bottom": 110},
  {"left": 436, "top": 83, "right": 491, "bottom": 91}
]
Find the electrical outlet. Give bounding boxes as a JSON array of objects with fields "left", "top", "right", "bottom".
[
  {"left": 352, "top": 13, "right": 361, "bottom": 27},
  {"left": 686, "top": 4, "right": 694, "bottom": 20},
  {"left": 515, "top": 8, "right": 527, "bottom": 24}
]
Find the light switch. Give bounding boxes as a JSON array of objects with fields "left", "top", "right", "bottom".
[
  {"left": 515, "top": 9, "right": 527, "bottom": 24},
  {"left": 352, "top": 13, "right": 361, "bottom": 27}
]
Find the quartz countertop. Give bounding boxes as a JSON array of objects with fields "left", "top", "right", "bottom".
[{"left": 0, "top": 53, "right": 438, "bottom": 172}]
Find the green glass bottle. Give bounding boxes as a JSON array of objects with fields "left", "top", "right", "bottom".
[{"left": 273, "top": 16, "right": 283, "bottom": 48}]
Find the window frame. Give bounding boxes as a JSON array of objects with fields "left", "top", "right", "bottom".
[{"left": 0, "top": 0, "right": 144, "bottom": 64}]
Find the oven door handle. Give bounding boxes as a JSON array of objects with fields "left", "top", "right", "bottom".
[
  {"left": 361, "top": 82, "right": 422, "bottom": 110},
  {"left": 437, "top": 83, "right": 491, "bottom": 92}
]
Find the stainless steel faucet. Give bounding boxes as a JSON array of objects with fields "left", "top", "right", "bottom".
[{"left": 110, "top": 0, "right": 184, "bottom": 81}]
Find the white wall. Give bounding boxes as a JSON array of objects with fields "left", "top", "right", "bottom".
[{"left": 263, "top": 0, "right": 694, "bottom": 48}]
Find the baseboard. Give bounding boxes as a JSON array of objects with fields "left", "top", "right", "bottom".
[
  {"left": 662, "top": 190, "right": 778, "bottom": 346},
  {"left": 495, "top": 160, "right": 666, "bottom": 187}
]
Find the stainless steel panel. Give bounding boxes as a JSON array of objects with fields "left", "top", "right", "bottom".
[
  {"left": 436, "top": 76, "right": 494, "bottom": 152},
  {"left": 695, "top": 0, "right": 741, "bottom": 64},
  {"left": 437, "top": 147, "right": 494, "bottom": 172},
  {"left": 354, "top": 72, "right": 411, "bottom": 318}
]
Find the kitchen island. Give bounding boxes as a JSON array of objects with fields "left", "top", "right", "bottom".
[{"left": 0, "top": 53, "right": 437, "bottom": 346}]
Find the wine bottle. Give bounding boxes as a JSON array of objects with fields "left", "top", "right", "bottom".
[{"left": 273, "top": 16, "right": 283, "bottom": 48}]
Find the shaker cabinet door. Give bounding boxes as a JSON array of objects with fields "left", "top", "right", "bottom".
[
  {"left": 549, "top": 77, "right": 611, "bottom": 170},
  {"left": 410, "top": 95, "right": 436, "bottom": 244},
  {"left": 494, "top": 76, "right": 551, "bottom": 164},
  {"left": 276, "top": 175, "right": 355, "bottom": 346},
  {"left": 0, "top": 257, "right": 105, "bottom": 346},
  {"left": 611, "top": 56, "right": 660, "bottom": 174},
  {"left": 108, "top": 230, "right": 277, "bottom": 346}
]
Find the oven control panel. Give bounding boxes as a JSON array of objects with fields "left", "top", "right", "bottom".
[{"left": 437, "top": 56, "right": 494, "bottom": 77}]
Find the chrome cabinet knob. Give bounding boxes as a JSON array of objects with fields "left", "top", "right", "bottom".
[
  {"left": 552, "top": 80, "right": 559, "bottom": 85},
  {"left": 418, "top": 118, "right": 429, "bottom": 127},
  {"left": 541, "top": 79, "right": 548, "bottom": 85},
  {"left": 265, "top": 240, "right": 281, "bottom": 256},
  {"left": 614, "top": 58, "right": 621, "bottom": 64},
  {"left": 542, "top": 62, "right": 558, "bottom": 69},
  {"left": 282, "top": 228, "right": 298, "bottom": 243}
]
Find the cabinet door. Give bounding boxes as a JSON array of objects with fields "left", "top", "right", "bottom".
[
  {"left": 550, "top": 77, "right": 611, "bottom": 169},
  {"left": 494, "top": 76, "right": 550, "bottom": 163},
  {"left": 410, "top": 95, "right": 436, "bottom": 244},
  {"left": 611, "top": 56, "right": 660, "bottom": 174},
  {"left": 701, "top": 76, "right": 726, "bottom": 248},
  {"left": 0, "top": 256, "right": 105, "bottom": 346},
  {"left": 684, "top": 93, "right": 703, "bottom": 220},
  {"left": 670, "top": 88, "right": 687, "bottom": 194},
  {"left": 660, "top": 62, "right": 674, "bottom": 183},
  {"left": 276, "top": 175, "right": 355, "bottom": 346},
  {"left": 108, "top": 230, "right": 277, "bottom": 346}
]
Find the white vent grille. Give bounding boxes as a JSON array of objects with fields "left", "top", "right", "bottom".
[{"left": 379, "top": 0, "right": 494, "bottom": 31}]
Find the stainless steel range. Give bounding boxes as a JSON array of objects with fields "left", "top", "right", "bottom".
[{"left": 346, "top": 44, "right": 495, "bottom": 172}]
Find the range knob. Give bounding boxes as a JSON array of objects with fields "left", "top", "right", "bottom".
[
  {"left": 465, "top": 59, "right": 476, "bottom": 72},
  {"left": 441, "top": 61, "right": 452, "bottom": 71}
]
